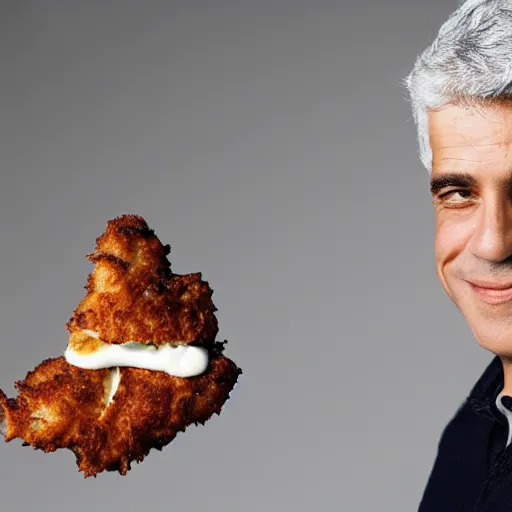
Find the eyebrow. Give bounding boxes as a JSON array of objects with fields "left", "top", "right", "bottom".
[{"left": 429, "top": 172, "right": 477, "bottom": 197}]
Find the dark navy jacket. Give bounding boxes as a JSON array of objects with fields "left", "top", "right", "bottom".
[{"left": 419, "top": 355, "right": 512, "bottom": 511}]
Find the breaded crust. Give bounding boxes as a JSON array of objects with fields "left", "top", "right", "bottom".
[
  {"left": 0, "top": 214, "right": 241, "bottom": 477},
  {"left": 0, "top": 350, "right": 241, "bottom": 477},
  {"left": 66, "top": 215, "right": 219, "bottom": 345}
]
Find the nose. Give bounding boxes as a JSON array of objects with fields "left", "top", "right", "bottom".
[{"left": 469, "top": 193, "right": 512, "bottom": 262}]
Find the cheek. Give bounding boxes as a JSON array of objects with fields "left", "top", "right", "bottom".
[{"left": 434, "top": 218, "right": 472, "bottom": 267}]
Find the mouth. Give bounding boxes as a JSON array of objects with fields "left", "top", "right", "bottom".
[{"left": 466, "top": 281, "right": 512, "bottom": 305}]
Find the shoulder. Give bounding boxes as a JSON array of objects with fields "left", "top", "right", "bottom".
[{"left": 418, "top": 356, "right": 501, "bottom": 511}]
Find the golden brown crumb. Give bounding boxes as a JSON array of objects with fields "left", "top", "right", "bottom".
[
  {"left": 66, "top": 215, "right": 219, "bottom": 345},
  {"left": 0, "top": 354, "right": 241, "bottom": 477},
  {"left": 0, "top": 214, "right": 241, "bottom": 477}
]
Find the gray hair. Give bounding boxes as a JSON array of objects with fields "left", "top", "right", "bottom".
[{"left": 403, "top": 0, "right": 512, "bottom": 174}]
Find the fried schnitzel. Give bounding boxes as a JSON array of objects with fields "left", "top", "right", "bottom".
[{"left": 0, "top": 215, "right": 241, "bottom": 477}]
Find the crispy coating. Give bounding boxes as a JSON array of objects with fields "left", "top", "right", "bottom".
[
  {"left": 0, "top": 214, "right": 241, "bottom": 476},
  {"left": 66, "top": 215, "right": 219, "bottom": 345},
  {"left": 0, "top": 351, "right": 241, "bottom": 477}
]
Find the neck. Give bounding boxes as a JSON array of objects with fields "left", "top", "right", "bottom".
[{"left": 500, "top": 355, "right": 512, "bottom": 396}]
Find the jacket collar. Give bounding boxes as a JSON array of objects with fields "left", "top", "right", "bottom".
[{"left": 467, "top": 355, "right": 507, "bottom": 425}]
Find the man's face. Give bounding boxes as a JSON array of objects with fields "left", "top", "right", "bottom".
[{"left": 429, "top": 101, "right": 512, "bottom": 356}]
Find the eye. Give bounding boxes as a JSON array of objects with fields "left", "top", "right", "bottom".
[{"left": 439, "top": 189, "right": 472, "bottom": 202}]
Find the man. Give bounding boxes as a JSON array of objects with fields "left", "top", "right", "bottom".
[{"left": 404, "top": 1, "right": 512, "bottom": 510}]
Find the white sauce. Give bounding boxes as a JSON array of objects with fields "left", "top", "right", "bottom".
[
  {"left": 105, "top": 367, "right": 121, "bottom": 405},
  {"left": 65, "top": 331, "right": 209, "bottom": 377}
]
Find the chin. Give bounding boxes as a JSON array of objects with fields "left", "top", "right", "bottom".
[
  {"left": 461, "top": 308, "right": 512, "bottom": 358},
  {"left": 443, "top": 278, "right": 512, "bottom": 357}
]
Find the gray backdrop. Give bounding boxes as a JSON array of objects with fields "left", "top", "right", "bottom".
[{"left": 0, "top": 1, "right": 479, "bottom": 511}]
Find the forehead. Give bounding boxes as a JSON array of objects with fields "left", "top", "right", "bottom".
[{"left": 428, "top": 102, "right": 512, "bottom": 169}]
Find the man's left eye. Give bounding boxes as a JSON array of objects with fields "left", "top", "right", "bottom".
[{"left": 441, "top": 190, "right": 471, "bottom": 201}]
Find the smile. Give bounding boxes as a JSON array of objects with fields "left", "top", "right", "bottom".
[{"left": 467, "top": 282, "right": 512, "bottom": 305}]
